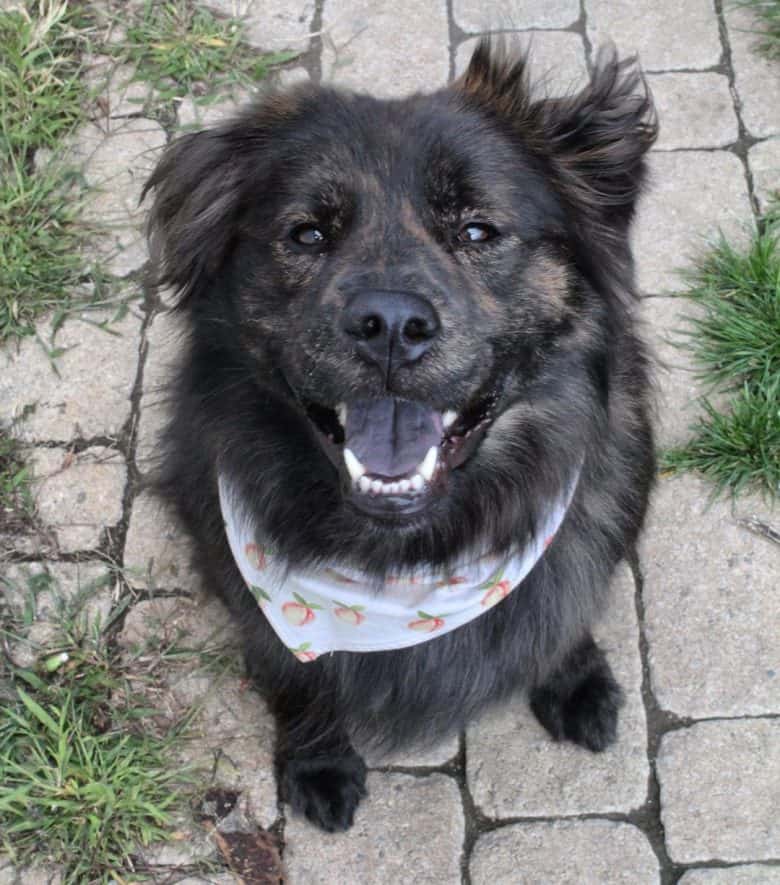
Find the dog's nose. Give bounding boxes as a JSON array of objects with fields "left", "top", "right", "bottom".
[{"left": 342, "top": 290, "right": 440, "bottom": 377}]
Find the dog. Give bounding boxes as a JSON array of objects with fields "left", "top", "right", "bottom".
[{"left": 143, "top": 40, "right": 657, "bottom": 833}]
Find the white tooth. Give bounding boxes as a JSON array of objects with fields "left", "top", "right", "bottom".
[
  {"left": 343, "top": 448, "right": 365, "bottom": 481},
  {"left": 359, "top": 475, "right": 371, "bottom": 493},
  {"left": 399, "top": 479, "right": 411, "bottom": 493},
  {"left": 418, "top": 446, "right": 438, "bottom": 482},
  {"left": 382, "top": 482, "right": 394, "bottom": 495},
  {"left": 410, "top": 474, "right": 424, "bottom": 492},
  {"left": 337, "top": 403, "right": 348, "bottom": 427},
  {"left": 371, "top": 479, "right": 383, "bottom": 494},
  {"left": 389, "top": 482, "right": 400, "bottom": 494},
  {"left": 442, "top": 410, "right": 457, "bottom": 430}
]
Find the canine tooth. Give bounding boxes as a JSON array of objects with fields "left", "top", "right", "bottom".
[
  {"left": 359, "top": 475, "right": 371, "bottom": 493},
  {"left": 418, "top": 446, "right": 438, "bottom": 482},
  {"left": 399, "top": 479, "right": 411, "bottom": 493},
  {"left": 442, "top": 410, "right": 457, "bottom": 430},
  {"left": 371, "top": 479, "right": 383, "bottom": 494},
  {"left": 410, "top": 474, "right": 424, "bottom": 492},
  {"left": 343, "top": 448, "right": 366, "bottom": 481},
  {"left": 337, "top": 403, "right": 348, "bottom": 427}
]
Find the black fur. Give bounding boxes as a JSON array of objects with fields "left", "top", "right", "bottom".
[{"left": 144, "top": 41, "right": 657, "bottom": 831}]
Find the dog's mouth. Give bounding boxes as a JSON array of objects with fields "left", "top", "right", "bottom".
[{"left": 304, "top": 386, "right": 499, "bottom": 517}]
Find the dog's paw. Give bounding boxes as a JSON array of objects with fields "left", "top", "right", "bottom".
[
  {"left": 530, "top": 671, "right": 624, "bottom": 753},
  {"left": 283, "top": 751, "right": 368, "bottom": 832}
]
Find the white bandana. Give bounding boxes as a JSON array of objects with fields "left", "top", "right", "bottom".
[{"left": 218, "top": 471, "right": 579, "bottom": 662}]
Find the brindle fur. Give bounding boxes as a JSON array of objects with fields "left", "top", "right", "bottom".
[{"left": 144, "top": 41, "right": 657, "bottom": 832}]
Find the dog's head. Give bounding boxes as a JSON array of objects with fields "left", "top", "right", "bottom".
[{"left": 145, "top": 42, "right": 656, "bottom": 565}]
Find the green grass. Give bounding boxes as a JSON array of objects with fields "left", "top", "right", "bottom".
[
  {"left": 738, "top": 0, "right": 780, "bottom": 59},
  {"left": 662, "top": 221, "right": 780, "bottom": 499},
  {"left": 0, "top": 424, "right": 33, "bottom": 526},
  {"left": 0, "top": 568, "right": 195, "bottom": 883},
  {"left": 115, "top": 0, "right": 297, "bottom": 103}
]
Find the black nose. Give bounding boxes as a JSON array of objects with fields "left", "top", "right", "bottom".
[{"left": 342, "top": 290, "right": 440, "bottom": 378}]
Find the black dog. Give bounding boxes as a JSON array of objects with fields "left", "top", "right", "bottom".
[{"left": 144, "top": 41, "right": 657, "bottom": 833}]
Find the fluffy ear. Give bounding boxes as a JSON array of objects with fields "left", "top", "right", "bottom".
[
  {"left": 143, "top": 127, "right": 247, "bottom": 305},
  {"left": 456, "top": 40, "right": 658, "bottom": 229}
]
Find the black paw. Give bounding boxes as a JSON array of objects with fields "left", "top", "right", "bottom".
[
  {"left": 531, "top": 671, "right": 624, "bottom": 752},
  {"left": 282, "top": 751, "right": 367, "bottom": 832}
]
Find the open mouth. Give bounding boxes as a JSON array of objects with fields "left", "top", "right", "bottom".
[{"left": 304, "top": 387, "right": 499, "bottom": 516}]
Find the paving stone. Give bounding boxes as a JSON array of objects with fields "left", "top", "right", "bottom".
[
  {"left": 362, "top": 732, "right": 459, "bottom": 768},
  {"left": 321, "top": 0, "right": 449, "bottom": 99},
  {"left": 679, "top": 866, "right": 780, "bottom": 884},
  {"left": 2, "top": 561, "right": 115, "bottom": 669},
  {"left": 647, "top": 73, "right": 738, "bottom": 150},
  {"left": 587, "top": 0, "right": 721, "bottom": 71},
  {"left": 123, "top": 490, "right": 198, "bottom": 590},
  {"left": 83, "top": 56, "right": 153, "bottom": 119},
  {"left": 205, "top": 0, "right": 314, "bottom": 52},
  {"left": 176, "top": 89, "right": 252, "bottom": 131},
  {"left": 29, "top": 447, "right": 126, "bottom": 553},
  {"left": 726, "top": 5, "right": 780, "bottom": 138},
  {"left": 62, "top": 119, "right": 167, "bottom": 276},
  {"left": 633, "top": 151, "right": 752, "bottom": 295},
  {"left": 0, "top": 307, "right": 143, "bottom": 442},
  {"left": 658, "top": 719, "right": 780, "bottom": 863},
  {"left": 466, "top": 564, "right": 648, "bottom": 817},
  {"left": 285, "top": 773, "right": 463, "bottom": 883},
  {"left": 455, "top": 32, "right": 588, "bottom": 96},
  {"left": 748, "top": 137, "right": 780, "bottom": 213},
  {"left": 640, "top": 474, "right": 779, "bottom": 718},
  {"left": 453, "top": 0, "right": 579, "bottom": 32},
  {"left": 276, "top": 65, "right": 310, "bottom": 88},
  {"left": 470, "top": 820, "right": 658, "bottom": 884}
]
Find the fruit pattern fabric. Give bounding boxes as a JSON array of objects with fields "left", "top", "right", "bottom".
[{"left": 218, "top": 469, "right": 580, "bottom": 661}]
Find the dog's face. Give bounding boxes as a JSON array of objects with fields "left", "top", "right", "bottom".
[{"left": 146, "top": 44, "right": 655, "bottom": 561}]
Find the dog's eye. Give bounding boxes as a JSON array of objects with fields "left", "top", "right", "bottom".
[
  {"left": 290, "top": 224, "right": 326, "bottom": 246},
  {"left": 457, "top": 222, "right": 498, "bottom": 244}
]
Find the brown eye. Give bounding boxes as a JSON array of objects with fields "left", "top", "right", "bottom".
[
  {"left": 291, "top": 224, "right": 326, "bottom": 246},
  {"left": 458, "top": 222, "right": 498, "bottom": 244}
]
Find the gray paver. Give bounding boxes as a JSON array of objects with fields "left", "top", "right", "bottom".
[
  {"left": 726, "top": 6, "right": 780, "bottom": 138},
  {"left": 123, "top": 490, "right": 199, "bottom": 590},
  {"left": 466, "top": 565, "right": 648, "bottom": 817},
  {"left": 455, "top": 32, "right": 588, "bottom": 96},
  {"left": 204, "top": 0, "right": 314, "bottom": 53},
  {"left": 452, "top": 0, "right": 579, "bottom": 32},
  {"left": 176, "top": 89, "right": 252, "bottom": 131},
  {"left": 470, "top": 820, "right": 659, "bottom": 884},
  {"left": 587, "top": 0, "right": 721, "bottom": 71},
  {"left": 647, "top": 73, "right": 738, "bottom": 150},
  {"left": 321, "top": 0, "right": 449, "bottom": 99},
  {"left": 641, "top": 474, "right": 779, "bottom": 719},
  {"left": 29, "top": 446, "right": 126, "bottom": 553},
  {"left": 633, "top": 151, "right": 752, "bottom": 294},
  {"left": 748, "top": 137, "right": 780, "bottom": 214},
  {"left": 658, "top": 719, "right": 780, "bottom": 863},
  {"left": 0, "top": 309, "right": 142, "bottom": 442},
  {"left": 284, "top": 773, "right": 463, "bottom": 884},
  {"left": 679, "top": 866, "right": 780, "bottom": 884}
]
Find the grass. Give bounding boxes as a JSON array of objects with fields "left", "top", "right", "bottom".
[
  {"left": 0, "top": 424, "right": 33, "bottom": 529},
  {"left": 115, "top": 0, "right": 297, "bottom": 103},
  {"left": 662, "top": 219, "right": 780, "bottom": 499},
  {"left": 738, "top": 0, "right": 780, "bottom": 58},
  {"left": 0, "top": 568, "right": 196, "bottom": 883}
]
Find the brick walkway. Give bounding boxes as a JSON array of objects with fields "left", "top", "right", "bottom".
[{"left": 1, "top": 1, "right": 778, "bottom": 883}]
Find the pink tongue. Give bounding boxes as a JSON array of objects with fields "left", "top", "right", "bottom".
[{"left": 345, "top": 398, "right": 442, "bottom": 479}]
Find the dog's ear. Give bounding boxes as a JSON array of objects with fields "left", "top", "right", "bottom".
[
  {"left": 143, "top": 127, "right": 246, "bottom": 305},
  {"left": 456, "top": 40, "right": 657, "bottom": 228}
]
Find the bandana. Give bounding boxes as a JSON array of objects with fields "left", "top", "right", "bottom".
[{"left": 218, "top": 470, "right": 580, "bottom": 662}]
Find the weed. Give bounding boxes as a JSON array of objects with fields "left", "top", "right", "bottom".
[
  {"left": 0, "top": 419, "right": 35, "bottom": 534},
  {"left": 738, "top": 0, "right": 780, "bottom": 59}
]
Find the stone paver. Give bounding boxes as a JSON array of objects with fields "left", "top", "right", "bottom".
[
  {"left": 285, "top": 773, "right": 463, "bottom": 883},
  {"left": 29, "top": 446, "right": 126, "bottom": 553},
  {"left": 466, "top": 565, "right": 648, "bottom": 817},
  {"left": 641, "top": 474, "right": 779, "bottom": 719},
  {"left": 749, "top": 137, "right": 780, "bottom": 213},
  {"left": 470, "top": 821, "right": 658, "bottom": 884},
  {"left": 0, "top": 309, "right": 143, "bottom": 442},
  {"left": 633, "top": 151, "right": 752, "bottom": 294},
  {"left": 204, "top": 0, "right": 315, "bottom": 53},
  {"left": 647, "top": 73, "right": 738, "bottom": 150},
  {"left": 679, "top": 867, "right": 780, "bottom": 884},
  {"left": 658, "top": 719, "right": 780, "bottom": 863},
  {"left": 321, "top": 0, "right": 449, "bottom": 98},
  {"left": 455, "top": 32, "right": 588, "bottom": 95},
  {"left": 587, "top": 0, "right": 722, "bottom": 71},
  {"left": 726, "top": 6, "right": 780, "bottom": 138},
  {"left": 453, "top": 0, "right": 580, "bottom": 32}
]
